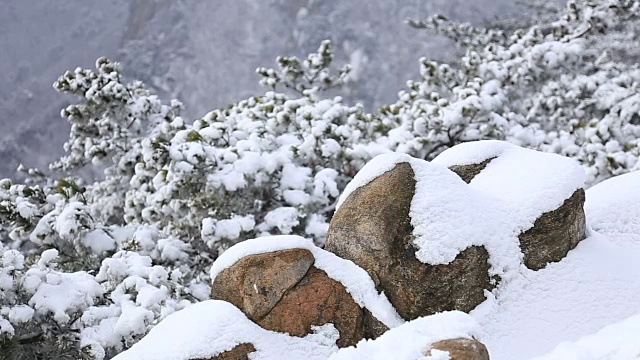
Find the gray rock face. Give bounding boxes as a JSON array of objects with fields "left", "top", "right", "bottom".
[
  {"left": 519, "top": 188, "right": 586, "bottom": 270},
  {"left": 324, "top": 163, "right": 493, "bottom": 321},
  {"left": 448, "top": 158, "right": 495, "bottom": 183}
]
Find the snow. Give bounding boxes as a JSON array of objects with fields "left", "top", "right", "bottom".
[
  {"left": 433, "top": 140, "right": 586, "bottom": 231},
  {"left": 113, "top": 300, "right": 340, "bottom": 360},
  {"left": 82, "top": 228, "right": 117, "bottom": 254},
  {"left": 28, "top": 269, "right": 103, "bottom": 324},
  {"left": 328, "top": 311, "right": 478, "bottom": 360},
  {"left": 531, "top": 312, "right": 640, "bottom": 360},
  {"left": 585, "top": 170, "right": 640, "bottom": 244},
  {"left": 471, "top": 232, "right": 640, "bottom": 359},
  {"left": 210, "top": 235, "right": 404, "bottom": 328}
]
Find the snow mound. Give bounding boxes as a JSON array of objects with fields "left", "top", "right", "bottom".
[
  {"left": 585, "top": 170, "right": 640, "bottom": 244},
  {"left": 472, "top": 232, "right": 640, "bottom": 359},
  {"left": 210, "top": 235, "right": 404, "bottom": 328},
  {"left": 113, "top": 300, "right": 339, "bottom": 360},
  {"left": 433, "top": 140, "right": 586, "bottom": 230},
  {"left": 328, "top": 311, "right": 479, "bottom": 360},
  {"left": 531, "top": 311, "right": 640, "bottom": 360}
]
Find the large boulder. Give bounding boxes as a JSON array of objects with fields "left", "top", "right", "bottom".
[
  {"left": 425, "top": 338, "right": 490, "bottom": 360},
  {"left": 433, "top": 140, "right": 587, "bottom": 270},
  {"left": 211, "top": 246, "right": 383, "bottom": 347},
  {"left": 325, "top": 161, "right": 494, "bottom": 320}
]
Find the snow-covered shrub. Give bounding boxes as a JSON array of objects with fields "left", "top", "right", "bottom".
[
  {"left": 386, "top": 0, "right": 640, "bottom": 185},
  {"left": 1, "top": 42, "right": 388, "bottom": 359}
]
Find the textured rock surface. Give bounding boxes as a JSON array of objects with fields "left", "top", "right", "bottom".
[
  {"left": 325, "top": 163, "right": 493, "bottom": 320},
  {"left": 519, "top": 188, "right": 586, "bottom": 270},
  {"left": 258, "top": 266, "right": 366, "bottom": 347},
  {"left": 198, "top": 343, "right": 256, "bottom": 360},
  {"left": 425, "top": 338, "right": 490, "bottom": 360},
  {"left": 448, "top": 158, "right": 495, "bottom": 183},
  {"left": 211, "top": 249, "right": 374, "bottom": 347},
  {"left": 211, "top": 248, "right": 315, "bottom": 320}
]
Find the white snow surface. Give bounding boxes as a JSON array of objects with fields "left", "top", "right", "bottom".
[
  {"left": 209, "top": 235, "right": 404, "bottom": 328},
  {"left": 472, "top": 232, "right": 640, "bottom": 359},
  {"left": 585, "top": 170, "right": 640, "bottom": 244},
  {"left": 329, "top": 311, "right": 479, "bottom": 360},
  {"left": 530, "top": 311, "right": 640, "bottom": 360},
  {"left": 433, "top": 140, "right": 586, "bottom": 232},
  {"left": 113, "top": 300, "right": 340, "bottom": 360}
]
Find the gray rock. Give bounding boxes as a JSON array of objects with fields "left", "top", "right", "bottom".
[{"left": 519, "top": 188, "right": 586, "bottom": 270}]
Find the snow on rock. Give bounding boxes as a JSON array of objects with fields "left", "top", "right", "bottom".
[
  {"left": 531, "top": 312, "right": 640, "bottom": 360},
  {"left": 432, "top": 140, "right": 586, "bottom": 233},
  {"left": 335, "top": 151, "right": 523, "bottom": 285},
  {"left": 334, "top": 141, "right": 585, "bottom": 280},
  {"left": 472, "top": 233, "right": 640, "bottom": 359},
  {"left": 210, "top": 235, "right": 404, "bottom": 328},
  {"left": 328, "top": 311, "right": 479, "bottom": 360},
  {"left": 585, "top": 170, "right": 640, "bottom": 244},
  {"left": 113, "top": 300, "right": 339, "bottom": 360}
]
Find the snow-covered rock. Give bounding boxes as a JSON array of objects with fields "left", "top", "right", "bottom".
[
  {"left": 210, "top": 236, "right": 403, "bottom": 330},
  {"left": 211, "top": 247, "right": 381, "bottom": 346},
  {"left": 327, "top": 156, "right": 497, "bottom": 320},
  {"left": 433, "top": 140, "right": 587, "bottom": 270},
  {"left": 326, "top": 141, "right": 586, "bottom": 320},
  {"left": 328, "top": 311, "right": 481, "bottom": 360}
]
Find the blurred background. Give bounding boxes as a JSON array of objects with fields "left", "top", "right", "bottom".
[{"left": 0, "top": 0, "right": 553, "bottom": 177}]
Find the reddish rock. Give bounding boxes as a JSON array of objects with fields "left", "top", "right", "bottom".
[
  {"left": 211, "top": 248, "right": 315, "bottom": 320},
  {"left": 211, "top": 248, "right": 375, "bottom": 347}
]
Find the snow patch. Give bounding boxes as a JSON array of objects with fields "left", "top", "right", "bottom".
[
  {"left": 585, "top": 170, "right": 640, "bottom": 244},
  {"left": 472, "top": 233, "right": 640, "bottom": 359},
  {"left": 531, "top": 311, "right": 640, "bottom": 360},
  {"left": 113, "top": 300, "right": 339, "bottom": 360},
  {"left": 329, "top": 311, "right": 478, "bottom": 360}
]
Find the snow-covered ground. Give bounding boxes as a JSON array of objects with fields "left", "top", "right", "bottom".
[{"left": 474, "top": 232, "right": 640, "bottom": 359}]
